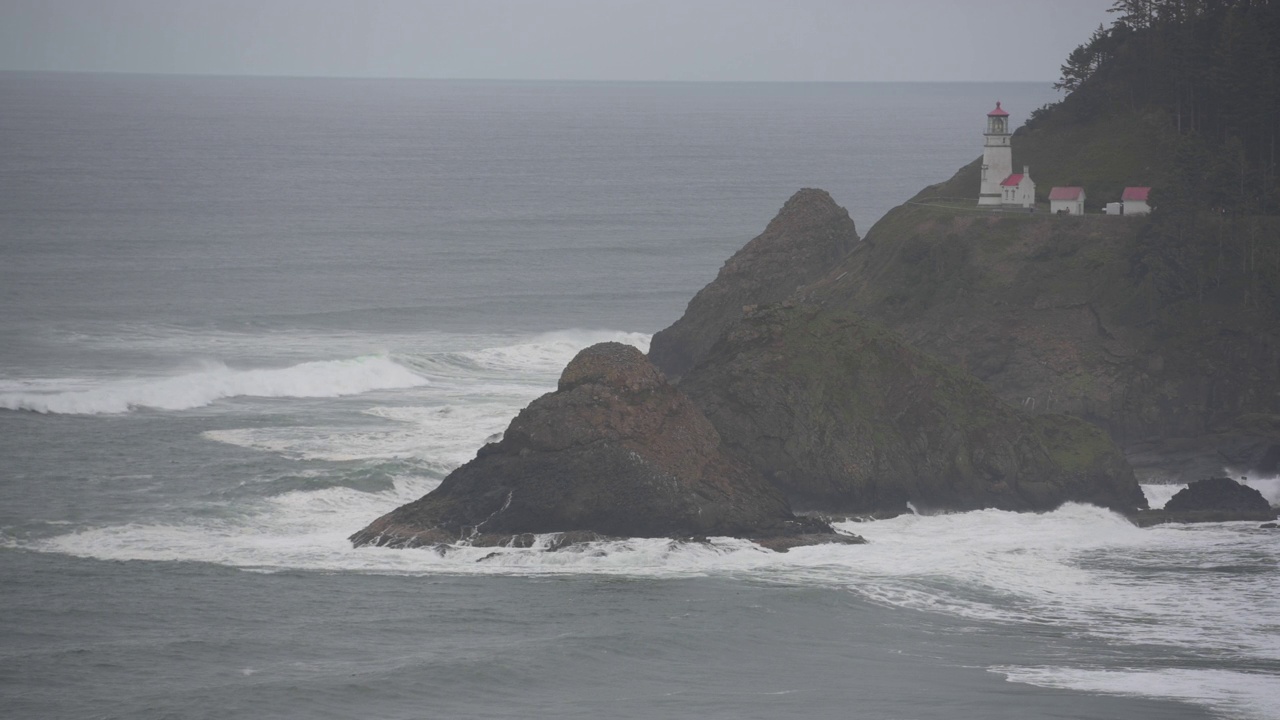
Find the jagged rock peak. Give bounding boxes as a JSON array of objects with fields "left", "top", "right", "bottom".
[
  {"left": 764, "top": 188, "right": 854, "bottom": 235},
  {"left": 648, "top": 188, "right": 859, "bottom": 380},
  {"left": 558, "top": 341, "right": 664, "bottom": 393}
]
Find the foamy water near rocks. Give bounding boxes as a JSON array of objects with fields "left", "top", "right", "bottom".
[{"left": 351, "top": 342, "right": 859, "bottom": 552}]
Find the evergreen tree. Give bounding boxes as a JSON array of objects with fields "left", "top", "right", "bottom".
[{"left": 1055, "top": 0, "right": 1280, "bottom": 212}]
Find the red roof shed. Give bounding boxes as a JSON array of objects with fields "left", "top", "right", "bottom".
[{"left": 1122, "top": 187, "right": 1151, "bottom": 201}]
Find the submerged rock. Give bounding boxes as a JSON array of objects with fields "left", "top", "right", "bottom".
[
  {"left": 1132, "top": 476, "right": 1277, "bottom": 526},
  {"left": 679, "top": 303, "right": 1147, "bottom": 515},
  {"left": 350, "top": 342, "right": 861, "bottom": 551}
]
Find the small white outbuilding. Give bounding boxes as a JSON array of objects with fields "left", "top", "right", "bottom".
[
  {"left": 1122, "top": 187, "right": 1152, "bottom": 215},
  {"left": 1049, "top": 186, "right": 1086, "bottom": 215}
]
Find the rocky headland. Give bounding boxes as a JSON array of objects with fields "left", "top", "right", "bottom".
[
  {"left": 356, "top": 190, "right": 1155, "bottom": 553},
  {"left": 356, "top": 8, "right": 1280, "bottom": 549}
]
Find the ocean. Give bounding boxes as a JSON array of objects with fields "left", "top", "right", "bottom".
[{"left": 1, "top": 72, "right": 1277, "bottom": 720}]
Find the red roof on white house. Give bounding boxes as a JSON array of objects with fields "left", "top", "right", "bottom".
[
  {"left": 1049, "top": 186, "right": 1085, "bottom": 201},
  {"left": 1122, "top": 187, "right": 1151, "bottom": 201},
  {"left": 987, "top": 101, "right": 1009, "bottom": 117},
  {"left": 1000, "top": 173, "right": 1025, "bottom": 187}
]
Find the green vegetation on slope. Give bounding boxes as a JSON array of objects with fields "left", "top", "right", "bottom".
[
  {"left": 1044, "top": 0, "right": 1280, "bottom": 213},
  {"left": 922, "top": 1, "right": 1280, "bottom": 214}
]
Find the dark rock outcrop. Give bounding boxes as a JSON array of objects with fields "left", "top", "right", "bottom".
[
  {"left": 350, "top": 342, "right": 860, "bottom": 551},
  {"left": 1132, "top": 476, "right": 1277, "bottom": 526},
  {"left": 649, "top": 188, "right": 858, "bottom": 381},
  {"left": 1164, "top": 476, "right": 1273, "bottom": 513},
  {"left": 677, "top": 303, "right": 1147, "bottom": 515},
  {"left": 813, "top": 194, "right": 1280, "bottom": 485}
]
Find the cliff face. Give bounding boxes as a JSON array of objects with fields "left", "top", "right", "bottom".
[
  {"left": 806, "top": 203, "right": 1280, "bottom": 481},
  {"left": 679, "top": 303, "right": 1144, "bottom": 514},
  {"left": 649, "top": 188, "right": 859, "bottom": 381},
  {"left": 351, "top": 342, "right": 853, "bottom": 551}
]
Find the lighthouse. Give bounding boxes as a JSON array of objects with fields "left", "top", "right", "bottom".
[{"left": 978, "top": 101, "right": 1012, "bottom": 206}]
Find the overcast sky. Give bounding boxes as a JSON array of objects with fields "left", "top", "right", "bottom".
[{"left": 0, "top": 0, "right": 1115, "bottom": 82}]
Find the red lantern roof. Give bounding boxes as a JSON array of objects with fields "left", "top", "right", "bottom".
[{"left": 987, "top": 101, "right": 1009, "bottom": 117}]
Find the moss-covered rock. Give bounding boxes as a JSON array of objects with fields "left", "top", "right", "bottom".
[
  {"left": 679, "top": 303, "right": 1146, "bottom": 515},
  {"left": 810, "top": 200, "right": 1280, "bottom": 482}
]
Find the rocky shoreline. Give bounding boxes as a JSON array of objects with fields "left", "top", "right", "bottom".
[{"left": 349, "top": 190, "right": 1199, "bottom": 553}]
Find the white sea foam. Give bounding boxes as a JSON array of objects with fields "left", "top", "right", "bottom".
[
  {"left": 17, "top": 474, "right": 1280, "bottom": 712},
  {"left": 993, "top": 666, "right": 1280, "bottom": 720},
  {"left": 0, "top": 355, "right": 428, "bottom": 414},
  {"left": 463, "top": 330, "right": 650, "bottom": 375},
  {"left": 2, "top": 327, "right": 647, "bottom": 417},
  {"left": 1143, "top": 476, "right": 1280, "bottom": 509},
  {"left": 25, "top": 474, "right": 784, "bottom": 577},
  {"left": 19, "top": 479, "right": 1280, "bottom": 717},
  {"left": 199, "top": 330, "right": 651, "bottom": 462},
  {"left": 27, "top": 496, "right": 1279, "bottom": 654},
  {"left": 1235, "top": 473, "right": 1280, "bottom": 505},
  {"left": 1140, "top": 482, "right": 1185, "bottom": 510},
  {"left": 204, "top": 403, "right": 516, "bottom": 463}
]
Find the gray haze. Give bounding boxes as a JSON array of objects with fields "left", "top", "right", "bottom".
[{"left": 1, "top": 0, "right": 1114, "bottom": 82}]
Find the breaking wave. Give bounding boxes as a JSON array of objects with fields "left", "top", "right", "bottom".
[
  {"left": 14, "top": 478, "right": 1280, "bottom": 719},
  {"left": 0, "top": 355, "right": 429, "bottom": 414}
]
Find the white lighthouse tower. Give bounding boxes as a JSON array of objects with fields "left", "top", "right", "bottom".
[{"left": 978, "top": 101, "right": 1013, "bottom": 206}]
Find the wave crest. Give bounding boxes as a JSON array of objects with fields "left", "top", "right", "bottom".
[{"left": 0, "top": 355, "right": 428, "bottom": 415}]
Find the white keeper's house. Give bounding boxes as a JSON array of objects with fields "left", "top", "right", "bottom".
[{"left": 1000, "top": 166, "right": 1036, "bottom": 209}]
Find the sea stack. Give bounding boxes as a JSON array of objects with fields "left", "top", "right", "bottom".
[{"left": 350, "top": 342, "right": 859, "bottom": 551}]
